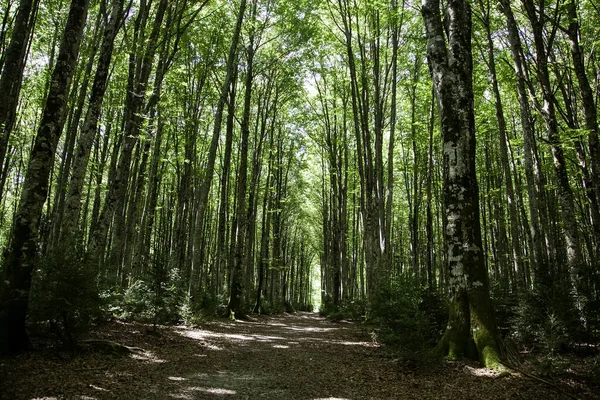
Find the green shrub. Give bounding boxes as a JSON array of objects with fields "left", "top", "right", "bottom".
[
  {"left": 259, "top": 299, "right": 285, "bottom": 315},
  {"left": 179, "top": 294, "right": 206, "bottom": 326},
  {"left": 319, "top": 293, "right": 337, "bottom": 316},
  {"left": 371, "top": 279, "right": 447, "bottom": 350},
  {"left": 120, "top": 280, "right": 154, "bottom": 321},
  {"left": 508, "top": 290, "right": 583, "bottom": 355},
  {"left": 29, "top": 249, "right": 100, "bottom": 348},
  {"left": 368, "top": 287, "right": 428, "bottom": 350},
  {"left": 320, "top": 297, "right": 367, "bottom": 321},
  {"left": 296, "top": 302, "right": 314, "bottom": 312},
  {"left": 101, "top": 266, "right": 188, "bottom": 325},
  {"left": 196, "top": 291, "right": 226, "bottom": 316}
]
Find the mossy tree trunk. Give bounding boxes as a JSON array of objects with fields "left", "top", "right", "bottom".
[
  {"left": 422, "top": 0, "right": 501, "bottom": 368},
  {"left": 0, "top": 0, "right": 90, "bottom": 354}
]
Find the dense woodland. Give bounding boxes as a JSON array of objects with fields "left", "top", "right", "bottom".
[{"left": 0, "top": 0, "right": 599, "bottom": 374}]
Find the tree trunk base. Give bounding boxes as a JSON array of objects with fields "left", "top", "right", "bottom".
[{"left": 0, "top": 297, "right": 31, "bottom": 354}]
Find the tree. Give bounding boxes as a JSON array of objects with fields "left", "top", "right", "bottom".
[
  {"left": 422, "top": 0, "right": 500, "bottom": 368},
  {"left": 0, "top": 0, "right": 90, "bottom": 354},
  {"left": 0, "top": 0, "right": 40, "bottom": 201},
  {"left": 565, "top": 0, "right": 600, "bottom": 270},
  {"left": 522, "top": 0, "right": 587, "bottom": 300},
  {"left": 59, "top": 0, "right": 126, "bottom": 251}
]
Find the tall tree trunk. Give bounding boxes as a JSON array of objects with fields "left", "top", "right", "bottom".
[
  {"left": 60, "top": 0, "right": 125, "bottom": 251},
  {"left": 422, "top": 0, "right": 500, "bottom": 368},
  {"left": 522, "top": 0, "right": 588, "bottom": 299},
  {"left": 499, "top": 0, "right": 551, "bottom": 291},
  {"left": 228, "top": 7, "right": 257, "bottom": 315},
  {"left": 478, "top": 0, "right": 524, "bottom": 289},
  {"left": 254, "top": 130, "right": 275, "bottom": 313},
  {"left": 217, "top": 65, "right": 238, "bottom": 301},
  {"left": 0, "top": 0, "right": 39, "bottom": 192},
  {"left": 0, "top": 0, "right": 89, "bottom": 354},
  {"left": 47, "top": 6, "right": 103, "bottom": 251},
  {"left": 426, "top": 89, "right": 436, "bottom": 289},
  {"left": 566, "top": 0, "right": 600, "bottom": 269},
  {"left": 192, "top": 0, "right": 247, "bottom": 276},
  {"left": 88, "top": 0, "right": 168, "bottom": 274}
]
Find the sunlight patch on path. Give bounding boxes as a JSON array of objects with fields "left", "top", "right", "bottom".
[
  {"left": 282, "top": 326, "right": 341, "bottom": 333},
  {"left": 188, "top": 387, "right": 236, "bottom": 395},
  {"left": 177, "top": 328, "right": 286, "bottom": 344},
  {"left": 130, "top": 350, "right": 167, "bottom": 363},
  {"left": 329, "top": 340, "right": 379, "bottom": 347},
  {"left": 463, "top": 365, "right": 503, "bottom": 378},
  {"left": 170, "top": 386, "right": 237, "bottom": 399}
]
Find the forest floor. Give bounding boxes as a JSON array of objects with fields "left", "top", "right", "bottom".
[{"left": 1, "top": 312, "right": 597, "bottom": 399}]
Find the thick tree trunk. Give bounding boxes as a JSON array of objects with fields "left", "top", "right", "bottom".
[
  {"left": 0, "top": 0, "right": 89, "bottom": 354},
  {"left": 0, "top": 0, "right": 39, "bottom": 190},
  {"left": 422, "top": 0, "right": 500, "bottom": 368}
]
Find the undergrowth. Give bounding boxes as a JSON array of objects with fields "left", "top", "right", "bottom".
[{"left": 320, "top": 277, "right": 448, "bottom": 353}]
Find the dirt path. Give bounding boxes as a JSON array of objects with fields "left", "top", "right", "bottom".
[{"left": 0, "top": 313, "right": 587, "bottom": 399}]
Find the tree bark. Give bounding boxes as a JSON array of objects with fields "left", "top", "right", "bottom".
[
  {"left": 499, "top": 0, "right": 551, "bottom": 291},
  {"left": 0, "top": 0, "right": 89, "bottom": 354},
  {"left": 0, "top": 0, "right": 39, "bottom": 192},
  {"left": 88, "top": 0, "right": 168, "bottom": 274},
  {"left": 193, "top": 0, "right": 247, "bottom": 280},
  {"left": 422, "top": 0, "right": 500, "bottom": 368},
  {"left": 566, "top": 0, "right": 600, "bottom": 270},
  {"left": 228, "top": 4, "right": 257, "bottom": 315},
  {"left": 60, "top": 0, "right": 125, "bottom": 251},
  {"left": 522, "top": 0, "right": 587, "bottom": 299}
]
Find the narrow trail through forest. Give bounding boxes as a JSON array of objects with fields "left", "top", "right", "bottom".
[{"left": 0, "top": 313, "right": 583, "bottom": 399}]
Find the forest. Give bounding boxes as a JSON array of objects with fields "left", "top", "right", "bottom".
[{"left": 0, "top": 0, "right": 599, "bottom": 397}]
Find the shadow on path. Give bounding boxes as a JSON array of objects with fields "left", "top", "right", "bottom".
[{"left": 0, "top": 312, "right": 580, "bottom": 399}]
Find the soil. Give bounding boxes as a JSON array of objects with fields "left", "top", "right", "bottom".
[{"left": 0, "top": 312, "right": 596, "bottom": 399}]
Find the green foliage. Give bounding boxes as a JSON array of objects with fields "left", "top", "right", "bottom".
[
  {"left": 584, "top": 355, "right": 600, "bottom": 385},
  {"left": 295, "top": 302, "right": 314, "bottom": 312},
  {"left": 504, "top": 291, "right": 584, "bottom": 355},
  {"left": 29, "top": 249, "right": 100, "bottom": 348},
  {"left": 319, "top": 296, "right": 367, "bottom": 321},
  {"left": 102, "top": 267, "right": 188, "bottom": 325},
  {"left": 367, "top": 281, "right": 447, "bottom": 351},
  {"left": 179, "top": 294, "right": 206, "bottom": 327},
  {"left": 320, "top": 278, "right": 447, "bottom": 352},
  {"left": 104, "top": 280, "right": 154, "bottom": 322},
  {"left": 196, "top": 292, "right": 227, "bottom": 316},
  {"left": 259, "top": 299, "right": 286, "bottom": 315},
  {"left": 531, "top": 354, "right": 572, "bottom": 377}
]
